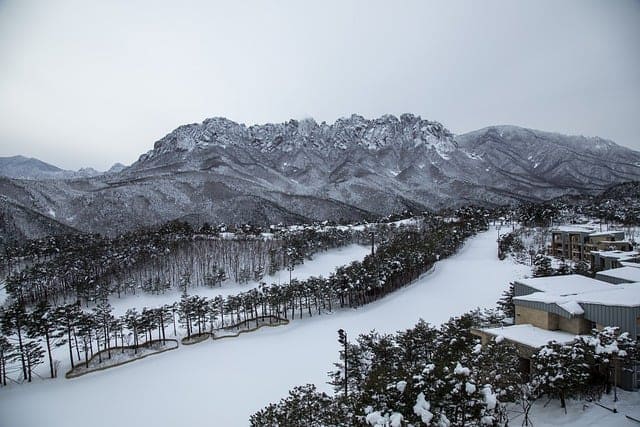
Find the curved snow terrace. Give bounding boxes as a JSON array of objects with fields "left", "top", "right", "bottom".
[
  {"left": 0, "top": 228, "right": 531, "bottom": 427},
  {"left": 108, "top": 243, "right": 371, "bottom": 316}
]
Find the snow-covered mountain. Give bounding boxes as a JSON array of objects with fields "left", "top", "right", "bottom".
[
  {"left": 0, "top": 155, "right": 104, "bottom": 180},
  {"left": 2, "top": 114, "right": 640, "bottom": 238}
]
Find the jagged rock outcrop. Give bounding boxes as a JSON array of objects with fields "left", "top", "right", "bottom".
[{"left": 1, "top": 114, "right": 639, "bottom": 239}]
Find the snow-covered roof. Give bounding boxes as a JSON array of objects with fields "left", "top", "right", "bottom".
[
  {"left": 590, "top": 249, "right": 640, "bottom": 260},
  {"left": 516, "top": 275, "right": 613, "bottom": 295},
  {"left": 515, "top": 281, "right": 640, "bottom": 309},
  {"left": 595, "top": 267, "right": 640, "bottom": 284},
  {"left": 587, "top": 231, "right": 624, "bottom": 237},
  {"left": 480, "top": 324, "right": 577, "bottom": 348},
  {"left": 552, "top": 225, "right": 594, "bottom": 233},
  {"left": 620, "top": 261, "right": 640, "bottom": 268},
  {"left": 574, "top": 283, "right": 640, "bottom": 307}
]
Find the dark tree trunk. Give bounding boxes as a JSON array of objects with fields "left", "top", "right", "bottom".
[{"left": 44, "top": 330, "right": 55, "bottom": 378}]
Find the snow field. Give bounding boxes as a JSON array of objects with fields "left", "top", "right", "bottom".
[{"left": 1, "top": 228, "right": 633, "bottom": 426}]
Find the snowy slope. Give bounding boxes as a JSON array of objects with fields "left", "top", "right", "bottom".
[{"left": 0, "top": 229, "right": 634, "bottom": 427}]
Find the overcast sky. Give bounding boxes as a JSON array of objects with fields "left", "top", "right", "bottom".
[{"left": 0, "top": 0, "right": 639, "bottom": 170}]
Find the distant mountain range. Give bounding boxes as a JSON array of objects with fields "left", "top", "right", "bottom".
[
  {"left": 0, "top": 155, "right": 125, "bottom": 180},
  {"left": 1, "top": 114, "right": 639, "bottom": 242}
]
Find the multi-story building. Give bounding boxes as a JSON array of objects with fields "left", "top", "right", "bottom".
[
  {"left": 473, "top": 273, "right": 640, "bottom": 390},
  {"left": 549, "top": 226, "right": 630, "bottom": 262}
]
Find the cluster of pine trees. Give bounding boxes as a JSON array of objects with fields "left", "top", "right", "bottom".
[
  {"left": 250, "top": 314, "right": 638, "bottom": 426},
  {"left": 1, "top": 220, "right": 361, "bottom": 307},
  {"left": 0, "top": 207, "right": 491, "bottom": 384}
]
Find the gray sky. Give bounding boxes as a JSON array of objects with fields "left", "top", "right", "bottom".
[{"left": 1, "top": 0, "right": 639, "bottom": 170}]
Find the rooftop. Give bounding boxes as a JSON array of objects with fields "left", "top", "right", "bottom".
[
  {"left": 590, "top": 249, "right": 640, "bottom": 260},
  {"left": 574, "top": 283, "right": 640, "bottom": 307},
  {"left": 620, "top": 261, "right": 640, "bottom": 268},
  {"left": 588, "top": 230, "right": 624, "bottom": 237},
  {"left": 552, "top": 225, "right": 594, "bottom": 233},
  {"left": 515, "top": 285, "right": 640, "bottom": 310},
  {"left": 595, "top": 266, "right": 640, "bottom": 284},
  {"left": 479, "top": 324, "right": 577, "bottom": 348},
  {"left": 516, "top": 275, "right": 613, "bottom": 295}
]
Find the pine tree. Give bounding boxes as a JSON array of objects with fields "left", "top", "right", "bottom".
[
  {"left": 0, "top": 302, "right": 28, "bottom": 380},
  {"left": 53, "top": 302, "right": 83, "bottom": 369},
  {"left": 532, "top": 341, "right": 590, "bottom": 410},
  {"left": 123, "top": 309, "right": 142, "bottom": 353},
  {"left": 92, "top": 299, "right": 114, "bottom": 359},
  {"left": 556, "top": 260, "right": 572, "bottom": 276},
  {"left": 76, "top": 312, "right": 96, "bottom": 368},
  {"left": 496, "top": 283, "right": 515, "bottom": 319},
  {"left": 532, "top": 254, "right": 554, "bottom": 277},
  {"left": 23, "top": 340, "right": 44, "bottom": 382},
  {"left": 27, "top": 301, "right": 60, "bottom": 378},
  {"left": 0, "top": 335, "right": 14, "bottom": 386},
  {"left": 572, "top": 259, "right": 590, "bottom": 276},
  {"left": 249, "top": 384, "right": 343, "bottom": 426}
]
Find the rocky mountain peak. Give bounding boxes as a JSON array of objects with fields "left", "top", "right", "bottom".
[{"left": 137, "top": 114, "right": 456, "bottom": 163}]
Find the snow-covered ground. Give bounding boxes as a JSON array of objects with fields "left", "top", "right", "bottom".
[
  {"left": 108, "top": 243, "right": 370, "bottom": 316},
  {"left": 0, "top": 229, "right": 635, "bottom": 427}
]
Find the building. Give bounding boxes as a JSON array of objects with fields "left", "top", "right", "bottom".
[
  {"left": 596, "top": 266, "right": 640, "bottom": 285},
  {"left": 473, "top": 274, "right": 640, "bottom": 390},
  {"left": 591, "top": 249, "right": 640, "bottom": 272},
  {"left": 549, "top": 226, "right": 630, "bottom": 262}
]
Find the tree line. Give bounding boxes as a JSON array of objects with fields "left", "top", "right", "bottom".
[
  {"left": 250, "top": 312, "right": 638, "bottom": 427},
  {"left": 0, "top": 207, "right": 491, "bottom": 385},
  {"left": 2, "top": 220, "right": 365, "bottom": 308}
]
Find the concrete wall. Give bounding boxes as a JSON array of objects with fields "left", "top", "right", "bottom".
[
  {"left": 558, "top": 315, "right": 592, "bottom": 334},
  {"left": 516, "top": 305, "right": 558, "bottom": 330}
]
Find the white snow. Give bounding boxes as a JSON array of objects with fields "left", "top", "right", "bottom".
[
  {"left": 482, "top": 385, "right": 497, "bottom": 410},
  {"left": 595, "top": 266, "right": 640, "bottom": 283},
  {"left": 0, "top": 229, "right": 544, "bottom": 427},
  {"left": 557, "top": 300, "right": 585, "bottom": 315},
  {"left": 479, "top": 324, "right": 577, "bottom": 348},
  {"left": 413, "top": 392, "right": 434, "bottom": 424},
  {"left": 465, "top": 382, "right": 476, "bottom": 394},
  {"left": 516, "top": 278, "right": 640, "bottom": 309},
  {"left": 525, "top": 390, "right": 640, "bottom": 427},
  {"left": 454, "top": 362, "right": 471, "bottom": 376},
  {"left": 516, "top": 275, "right": 613, "bottom": 296}
]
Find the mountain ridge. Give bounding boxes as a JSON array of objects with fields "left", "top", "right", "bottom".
[{"left": 1, "top": 114, "right": 639, "bottom": 240}]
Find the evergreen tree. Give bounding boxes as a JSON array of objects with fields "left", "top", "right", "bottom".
[
  {"left": 123, "top": 309, "right": 142, "bottom": 353},
  {"left": 0, "top": 336, "right": 14, "bottom": 386},
  {"left": 23, "top": 339, "right": 44, "bottom": 382},
  {"left": 572, "top": 260, "right": 590, "bottom": 276},
  {"left": 0, "top": 302, "right": 28, "bottom": 380},
  {"left": 496, "top": 283, "right": 515, "bottom": 319},
  {"left": 92, "top": 299, "right": 114, "bottom": 359},
  {"left": 532, "top": 254, "right": 554, "bottom": 277},
  {"left": 27, "top": 301, "right": 60, "bottom": 378},
  {"left": 249, "top": 384, "right": 344, "bottom": 426},
  {"left": 556, "top": 260, "right": 572, "bottom": 276},
  {"left": 532, "top": 341, "right": 591, "bottom": 410},
  {"left": 53, "top": 302, "right": 83, "bottom": 369}
]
